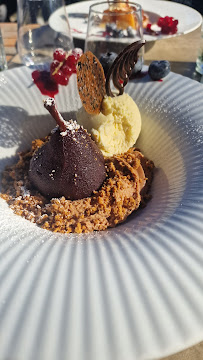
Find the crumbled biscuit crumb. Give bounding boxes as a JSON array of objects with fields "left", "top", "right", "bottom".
[{"left": 0, "top": 139, "right": 154, "bottom": 234}]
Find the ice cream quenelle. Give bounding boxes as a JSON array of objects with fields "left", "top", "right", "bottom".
[
  {"left": 76, "top": 41, "right": 145, "bottom": 156},
  {"left": 76, "top": 93, "right": 141, "bottom": 156}
]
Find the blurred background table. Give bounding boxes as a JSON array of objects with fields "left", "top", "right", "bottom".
[
  {"left": 144, "top": 25, "right": 202, "bottom": 81},
  {"left": 0, "top": 19, "right": 203, "bottom": 360},
  {"left": 0, "top": 22, "right": 17, "bottom": 63},
  {"left": 0, "top": 21, "right": 202, "bottom": 81}
]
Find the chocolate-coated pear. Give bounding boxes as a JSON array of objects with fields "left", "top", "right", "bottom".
[{"left": 29, "top": 98, "right": 106, "bottom": 200}]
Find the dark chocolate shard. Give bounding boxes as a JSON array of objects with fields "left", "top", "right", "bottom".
[{"left": 105, "top": 40, "right": 145, "bottom": 97}]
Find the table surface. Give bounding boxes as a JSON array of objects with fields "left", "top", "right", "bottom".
[
  {"left": 1, "top": 21, "right": 203, "bottom": 81},
  {"left": 0, "top": 20, "right": 203, "bottom": 360}
]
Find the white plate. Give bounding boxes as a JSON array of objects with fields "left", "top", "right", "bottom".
[
  {"left": 49, "top": 0, "right": 202, "bottom": 42},
  {"left": 0, "top": 66, "right": 203, "bottom": 360}
]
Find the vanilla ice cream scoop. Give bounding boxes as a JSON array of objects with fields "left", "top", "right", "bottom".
[{"left": 76, "top": 93, "right": 141, "bottom": 157}]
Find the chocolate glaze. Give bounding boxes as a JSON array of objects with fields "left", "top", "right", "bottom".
[
  {"left": 29, "top": 98, "right": 106, "bottom": 200},
  {"left": 29, "top": 127, "right": 106, "bottom": 200},
  {"left": 105, "top": 40, "right": 145, "bottom": 97}
]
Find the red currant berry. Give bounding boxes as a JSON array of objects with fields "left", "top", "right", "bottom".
[
  {"left": 53, "top": 48, "right": 66, "bottom": 62},
  {"left": 65, "top": 54, "right": 77, "bottom": 68},
  {"left": 157, "top": 17, "right": 163, "bottom": 27},
  {"left": 146, "top": 23, "right": 152, "bottom": 32},
  {"left": 52, "top": 70, "right": 69, "bottom": 85},
  {"left": 61, "top": 64, "right": 73, "bottom": 77},
  {"left": 72, "top": 48, "right": 83, "bottom": 60},
  {"left": 157, "top": 16, "right": 178, "bottom": 35}
]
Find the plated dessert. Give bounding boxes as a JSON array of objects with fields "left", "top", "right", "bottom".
[
  {"left": 102, "top": 0, "right": 178, "bottom": 36},
  {"left": 0, "top": 41, "right": 154, "bottom": 234}
]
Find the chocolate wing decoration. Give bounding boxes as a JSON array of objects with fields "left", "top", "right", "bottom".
[{"left": 105, "top": 40, "right": 145, "bottom": 97}]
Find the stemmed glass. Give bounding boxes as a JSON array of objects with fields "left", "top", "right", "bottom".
[
  {"left": 85, "top": 1, "right": 144, "bottom": 64},
  {"left": 17, "top": 0, "right": 73, "bottom": 67}
]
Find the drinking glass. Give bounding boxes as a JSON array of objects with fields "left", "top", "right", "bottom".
[
  {"left": 17, "top": 0, "right": 73, "bottom": 67},
  {"left": 85, "top": 1, "right": 144, "bottom": 64}
]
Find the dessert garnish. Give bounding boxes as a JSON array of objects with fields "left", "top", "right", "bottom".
[
  {"left": 77, "top": 51, "right": 106, "bottom": 114},
  {"left": 76, "top": 42, "right": 145, "bottom": 156},
  {"left": 50, "top": 48, "right": 83, "bottom": 85},
  {"left": 29, "top": 98, "right": 106, "bottom": 200},
  {"left": 32, "top": 70, "right": 59, "bottom": 98},
  {"left": 148, "top": 60, "right": 171, "bottom": 81},
  {"left": 99, "top": 50, "right": 143, "bottom": 78},
  {"left": 105, "top": 40, "right": 145, "bottom": 97},
  {"left": 32, "top": 47, "right": 83, "bottom": 96},
  {"left": 99, "top": 51, "right": 118, "bottom": 77},
  {"left": 146, "top": 16, "right": 178, "bottom": 36},
  {"left": 157, "top": 16, "right": 178, "bottom": 35}
]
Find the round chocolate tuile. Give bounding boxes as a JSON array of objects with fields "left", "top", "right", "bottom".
[{"left": 105, "top": 40, "right": 145, "bottom": 97}]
